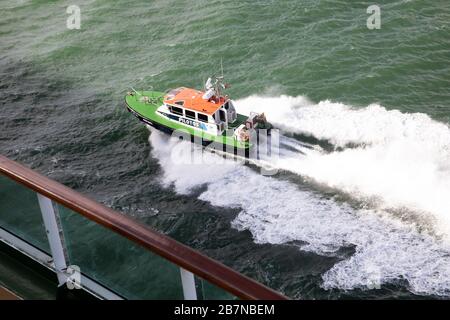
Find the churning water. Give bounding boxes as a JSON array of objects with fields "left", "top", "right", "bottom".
[{"left": 1, "top": 0, "right": 450, "bottom": 298}]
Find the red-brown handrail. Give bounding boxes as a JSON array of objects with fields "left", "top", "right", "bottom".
[{"left": 0, "top": 155, "right": 287, "bottom": 300}]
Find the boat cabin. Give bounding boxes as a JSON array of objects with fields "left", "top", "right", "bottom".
[{"left": 158, "top": 86, "right": 237, "bottom": 136}]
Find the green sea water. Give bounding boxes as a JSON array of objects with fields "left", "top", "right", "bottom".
[{"left": 1, "top": 0, "right": 450, "bottom": 299}]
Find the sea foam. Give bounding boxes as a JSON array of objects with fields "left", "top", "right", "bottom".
[
  {"left": 147, "top": 93, "right": 450, "bottom": 296},
  {"left": 236, "top": 95, "right": 450, "bottom": 237}
]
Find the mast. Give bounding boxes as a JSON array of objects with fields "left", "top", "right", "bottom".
[{"left": 217, "top": 58, "right": 224, "bottom": 98}]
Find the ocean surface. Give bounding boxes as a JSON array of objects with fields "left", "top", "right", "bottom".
[{"left": 1, "top": 0, "right": 450, "bottom": 299}]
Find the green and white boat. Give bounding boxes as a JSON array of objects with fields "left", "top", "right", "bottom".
[{"left": 125, "top": 76, "right": 272, "bottom": 156}]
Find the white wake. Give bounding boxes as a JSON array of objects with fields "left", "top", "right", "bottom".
[
  {"left": 237, "top": 95, "right": 450, "bottom": 237},
  {"left": 147, "top": 93, "right": 450, "bottom": 297}
]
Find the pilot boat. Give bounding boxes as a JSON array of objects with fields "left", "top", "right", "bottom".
[{"left": 125, "top": 76, "right": 272, "bottom": 156}]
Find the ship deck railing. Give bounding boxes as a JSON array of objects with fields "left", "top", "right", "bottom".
[{"left": 0, "top": 155, "right": 286, "bottom": 300}]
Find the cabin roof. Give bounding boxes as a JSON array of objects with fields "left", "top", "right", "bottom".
[{"left": 163, "top": 87, "right": 226, "bottom": 115}]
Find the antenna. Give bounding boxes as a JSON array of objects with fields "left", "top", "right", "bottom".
[
  {"left": 214, "top": 58, "right": 224, "bottom": 98},
  {"left": 130, "top": 87, "right": 141, "bottom": 95}
]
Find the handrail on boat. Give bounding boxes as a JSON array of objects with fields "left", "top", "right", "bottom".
[{"left": 0, "top": 155, "right": 287, "bottom": 300}]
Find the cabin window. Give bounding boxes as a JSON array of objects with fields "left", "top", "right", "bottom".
[
  {"left": 219, "top": 109, "right": 226, "bottom": 122},
  {"left": 198, "top": 113, "right": 208, "bottom": 122},
  {"left": 185, "top": 110, "right": 196, "bottom": 119},
  {"left": 171, "top": 106, "right": 183, "bottom": 116},
  {"left": 224, "top": 102, "right": 229, "bottom": 110}
]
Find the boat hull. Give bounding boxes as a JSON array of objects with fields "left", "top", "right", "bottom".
[{"left": 125, "top": 95, "right": 251, "bottom": 157}]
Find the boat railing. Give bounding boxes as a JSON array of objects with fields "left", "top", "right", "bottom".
[{"left": 0, "top": 155, "right": 286, "bottom": 300}]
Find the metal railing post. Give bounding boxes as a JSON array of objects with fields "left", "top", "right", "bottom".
[
  {"left": 37, "top": 194, "right": 68, "bottom": 287},
  {"left": 179, "top": 268, "right": 197, "bottom": 300}
]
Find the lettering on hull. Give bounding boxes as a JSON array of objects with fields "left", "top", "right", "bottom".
[
  {"left": 159, "top": 111, "right": 208, "bottom": 131},
  {"left": 179, "top": 117, "right": 201, "bottom": 128}
]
